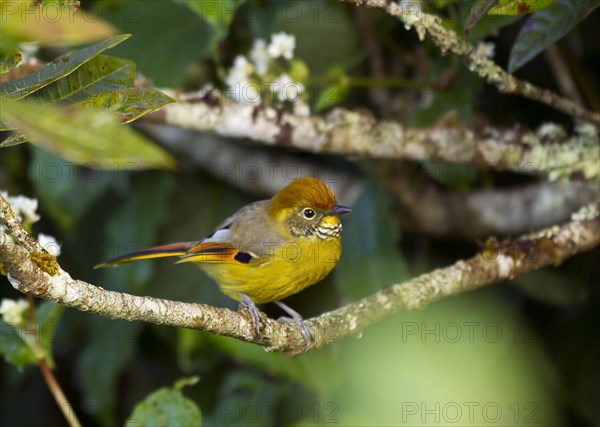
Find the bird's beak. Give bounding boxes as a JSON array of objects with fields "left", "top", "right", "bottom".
[{"left": 329, "top": 205, "right": 352, "bottom": 216}]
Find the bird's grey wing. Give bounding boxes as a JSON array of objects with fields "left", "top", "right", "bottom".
[{"left": 199, "top": 200, "right": 286, "bottom": 260}]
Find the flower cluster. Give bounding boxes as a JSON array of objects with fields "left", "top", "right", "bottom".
[
  {"left": 0, "top": 298, "right": 29, "bottom": 326},
  {"left": 224, "top": 32, "right": 310, "bottom": 114},
  {"left": 1, "top": 190, "right": 61, "bottom": 256}
]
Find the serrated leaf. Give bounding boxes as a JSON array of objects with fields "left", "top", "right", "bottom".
[
  {"left": 0, "top": 99, "right": 176, "bottom": 170},
  {"left": 509, "top": 0, "right": 600, "bottom": 72},
  {"left": 125, "top": 385, "right": 202, "bottom": 427},
  {"left": 81, "top": 87, "right": 175, "bottom": 123},
  {"left": 0, "top": 46, "right": 23, "bottom": 74},
  {"left": 32, "top": 55, "right": 135, "bottom": 104},
  {"left": 0, "top": 1, "right": 114, "bottom": 46},
  {"left": 489, "top": 0, "right": 554, "bottom": 15},
  {"left": 0, "top": 34, "right": 130, "bottom": 99}
]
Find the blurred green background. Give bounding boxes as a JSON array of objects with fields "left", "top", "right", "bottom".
[{"left": 1, "top": 1, "right": 599, "bottom": 426}]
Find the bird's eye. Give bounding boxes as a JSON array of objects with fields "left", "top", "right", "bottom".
[{"left": 302, "top": 208, "right": 315, "bottom": 219}]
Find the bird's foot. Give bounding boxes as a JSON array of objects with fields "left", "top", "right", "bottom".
[
  {"left": 238, "top": 293, "right": 262, "bottom": 337},
  {"left": 275, "top": 301, "right": 313, "bottom": 353}
]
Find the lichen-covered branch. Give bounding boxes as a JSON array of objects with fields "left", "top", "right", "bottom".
[
  {"left": 147, "top": 88, "right": 599, "bottom": 180},
  {"left": 2, "top": 193, "right": 598, "bottom": 355},
  {"left": 340, "top": 0, "right": 600, "bottom": 125}
]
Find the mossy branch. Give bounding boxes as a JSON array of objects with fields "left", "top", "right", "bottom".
[{"left": 147, "top": 88, "right": 599, "bottom": 180}]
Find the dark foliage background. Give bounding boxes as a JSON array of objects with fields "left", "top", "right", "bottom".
[{"left": 1, "top": 1, "right": 599, "bottom": 426}]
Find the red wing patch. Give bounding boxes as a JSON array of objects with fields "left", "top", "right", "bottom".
[{"left": 179, "top": 242, "right": 253, "bottom": 264}]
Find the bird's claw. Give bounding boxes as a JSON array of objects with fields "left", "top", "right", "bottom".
[
  {"left": 277, "top": 316, "right": 313, "bottom": 353},
  {"left": 274, "top": 301, "right": 312, "bottom": 353},
  {"left": 238, "top": 293, "right": 262, "bottom": 337}
]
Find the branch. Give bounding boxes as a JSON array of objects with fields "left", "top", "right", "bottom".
[
  {"left": 389, "top": 179, "right": 600, "bottom": 239},
  {"left": 1, "top": 193, "right": 599, "bottom": 355},
  {"left": 340, "top": 0, "right": 600, "bottom": 125},
  {"left": 147, "top": 88, "right": 599, "bottom": 180}
]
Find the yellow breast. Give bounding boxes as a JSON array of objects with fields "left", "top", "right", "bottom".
[{"left": 200, "top": 237, "right": 342, "bottom": 304}]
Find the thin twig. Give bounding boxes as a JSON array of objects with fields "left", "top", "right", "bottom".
[
  {"left": 22, "top": 281, "right": 82, "bottom": 427},
  {"left": 39, "top": 359, "right": 82, "bottom": 427},
  {"left": 545, "top": 44, "right": 583, "bottom": 106},
  {"left": 340, "top": 0, "right": 600, "bottom": 125},
  {"left": 354, "top": 7, "right": 391, "bottom": 116}
]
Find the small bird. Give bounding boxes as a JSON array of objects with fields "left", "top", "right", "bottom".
[{"left": 97, "top": 177, "right": 350, "bottom": 347}]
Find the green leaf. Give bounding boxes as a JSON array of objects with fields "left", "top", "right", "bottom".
[
  {"left": 0, "top": 321, "right": 37, "bottom": 369},
  {"left": 81, "top": 87, "right": 175, "bottom": 123},
  {"left": 93, "top": 1, "right": 213, "bottom": 86},
  {"left": 334, "top": 178, "right": 410, "bottom": 301},
  {"left": 489, "top": 0, "right": 554, "bottom": 15},
  {"left": 508, "top": 0, "right": 600, "bottom": 72},
  {"left": 32, "top": 55, "right": 135, "bottom": 104},
  {"left": 0, "top": 99, "right": 176, "bottom": 170},
  {"left": 175, "top": 0, "right": 246, "bottom": 50},
  {"left": 0, "top": 34, "right": 129, "bottom": 100},
  {"left": 36, "top": 301, "right": 65, "bottom": 368},
  {"left": 125, "top": 382, "right": 202, "bottom": 427},
  {"left": 0, "top": 301, "right": 64, "bottom": 369},
  {"left": 314, "top": 67, "right": 348, "bottom": 112},
  {"left": 0, "top": 46, "right": 22, "bottom": 74},
  {"left": 29, "top": 54, "right": 174, "bottom": 123}
]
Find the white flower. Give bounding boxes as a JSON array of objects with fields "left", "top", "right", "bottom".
[
  {"left": 293, "top": 100, "right": 311, "bottom": 116},
  {"left": 1, "top": 191, "right": 40, "bottom": 224},
  {"left": 0, "top": 298, "right": 29, "bottom": 326},
  {"left": 249, "top": 39, "right": 270, "bottom": 76},
  {"left": 272, "top": 74, "right": 304, "bottom": 102},
  {"left": 38, "top": 233, "right": 61, "bottom": 257},
  {"left": 229, "top": 79, "right": 261, "bottom": 105},
  {"left": 225, "top": 55, "right": 254, "bottom": 87},
  {"left": 267, "top": 32, "right": 296, "bottom": 60}
]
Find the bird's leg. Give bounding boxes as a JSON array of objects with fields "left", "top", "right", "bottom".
[
  {"left": 238, "top": 292, "right": 262, "bottom": 336},
  {"left": 275, "top": 301, "right": 313, "bottom": 352}
]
